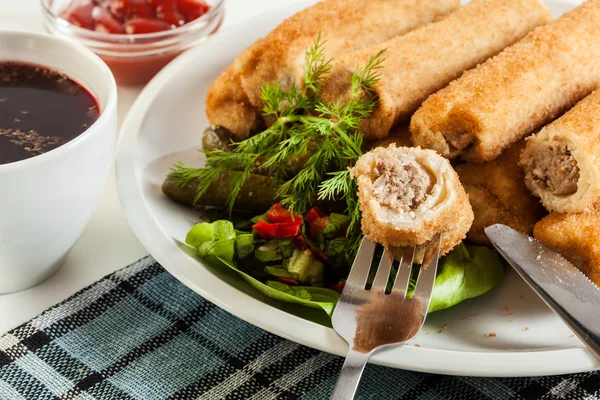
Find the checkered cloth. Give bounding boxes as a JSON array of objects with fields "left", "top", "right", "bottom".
[{"left": 1, "top": 256, "right": 599, "bottom": 400}]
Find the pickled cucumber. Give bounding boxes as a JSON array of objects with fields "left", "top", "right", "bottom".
[
  {"left": 202, "top": 125, "right": 236, "bottom": 152},
  {"left": 162, "top": 171, "right": 279, "bottom": 212},
  {"left": 163, "top": 170, "right": 345, "bottom": 214}
]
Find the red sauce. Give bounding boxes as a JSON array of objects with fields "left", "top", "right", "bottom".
[
  {"left": 101, "top": 51, "right": 182, "bottom": 85},
  {"left": 61, "top": 0, "right": 211, "bottom": 34},
  {"left": 97, "top": 13, "right": 220, "bottom": 85},
  {"left": 0, "top": 63, "right": 99, "bottom": 165}
]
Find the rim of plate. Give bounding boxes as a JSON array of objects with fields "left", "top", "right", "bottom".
[{"left": 115, "top": 0, "right": 599, "bottom": 377}]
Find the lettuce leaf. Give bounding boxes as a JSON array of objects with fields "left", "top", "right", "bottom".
[
  {"left": 206, "top": 242, "right": 503, "bottom": 317},
  {"left": 423, "top": 243, "right": 505, "bottom": 312},
  {"left": 216, "top": 257, "right": 339, "bottom": 316}
]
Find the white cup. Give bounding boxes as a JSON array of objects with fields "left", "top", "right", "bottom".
[{"left": 0, "top": 31, "right": 117, "bottom": 294}]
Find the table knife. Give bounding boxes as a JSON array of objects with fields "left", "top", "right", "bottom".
[{"left": 485, "top": 224, "right": 600, "bottom": 360}]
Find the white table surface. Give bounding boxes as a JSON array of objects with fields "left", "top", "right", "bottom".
[{"left": 0, "top": 0, "right": 273, "bottom": 335}]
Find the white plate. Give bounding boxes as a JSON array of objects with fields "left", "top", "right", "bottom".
[{"left": 116, "top": 0, "right": 600, "bottom": 377}]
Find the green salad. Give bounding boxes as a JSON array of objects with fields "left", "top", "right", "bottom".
[
  {"left": 164, "top": 36, "right": 506, "bottom": 318},
  {"left": 182, "top": 204, "right": 505, "bottom": 317}
]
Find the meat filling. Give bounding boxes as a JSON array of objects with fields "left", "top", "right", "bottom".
[
  {"left": 523, "top": 138, "right": 580, "bottom": 195},
  {"left": 372, "top": 153, "right": 434, "bottom": 212}
]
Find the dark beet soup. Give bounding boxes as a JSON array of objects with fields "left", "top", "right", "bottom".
[{"left": 0, "top": 62, "right": 99, "bottom": 165}]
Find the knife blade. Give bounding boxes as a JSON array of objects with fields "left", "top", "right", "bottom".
[{"left": 485, "top": 224, "right": 600, "bottom": 360}]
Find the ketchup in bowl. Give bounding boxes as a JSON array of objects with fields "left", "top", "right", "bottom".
[
  {"left": 43, "top": 0, "right": 223, "bottom": 85},
  {"left": 62, "top": 0, "right": 211, "bottom": 34}
]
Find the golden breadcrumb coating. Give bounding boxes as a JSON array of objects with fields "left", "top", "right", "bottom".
[
  {"left": 205, "top": 0, "right": 459, "bottom": 139},
  {"left": 411, "top": 0, "right": 600, "bottom": 163},
  {"left": 322, "top": 0, "right": 550, "bottom": 139},
  {"left": 456, "top": 142, "right": 546, "bottom": 245},
  {"left": 534, "top": 203, "right": 600, "bottom": 286},
  {"left": 371, "top": 124, "right": 413, "bottom": 149},
  {"left": 205, "top": 63, "right": 259, "bottom": 139},
  {"left": 521, "top": 90, "right": 600, "bottom": 213},
  {"left": 351, "top": 145, "right": 473, "bottom": 259}
]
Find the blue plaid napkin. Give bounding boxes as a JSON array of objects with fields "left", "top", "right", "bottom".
[{"left": 1, "top": 256, "right": 599, "bottom": 400}]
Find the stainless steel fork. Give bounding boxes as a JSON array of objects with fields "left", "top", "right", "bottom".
[{"left": 330, "top": 233, "right": 443, "bottom": 400}]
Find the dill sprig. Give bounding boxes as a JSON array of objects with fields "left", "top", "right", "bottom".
[
  {"left": 304, "top": 32, "right": 332, "bottom": 97},
  {"left": 169, "top": 35, "right": 385, "bottom": 258}
]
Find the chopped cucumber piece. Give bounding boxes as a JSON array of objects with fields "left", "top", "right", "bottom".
[
  {"left": 305, "top": 260, "right": 324, "bottom": 286},
  {"left": 322, "top": 213, "right": 350, "bottom": 238},
  {"left": 185, "top": 222, "right": 213, "bottom": 248},
  {"left": 188, "top": 220, "right": 236, "bottom": 261},
  {"left": 286, "top": 249, "right": 324, "bottom": 285},
  {"left": 198, "top": 239, "right": 235, "bottom": 261},
  {"left": 278, "top": 239, "right": 294, "bottom": 258},
  {"left": 265, "top": 266, "right": 294, "bottom": 278},
  {"left": 286, "top": 249, "right": 313, "bottom": 278},
  {"left": 255, "top": 241, "right": 283, "bottom": 263},
  {"left": 235, "top": 234, "right": 255, "bottom": 259},
  {"left": 212, "top": 220, "right": 236, "bottom": 241}
]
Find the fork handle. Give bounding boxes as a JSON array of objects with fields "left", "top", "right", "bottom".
[{"left": 330, "top": 348, "right": 372, "bottom": 400}]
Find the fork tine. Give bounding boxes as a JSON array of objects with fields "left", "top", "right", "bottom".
[
  {"left": 392, "top": 245, "right": 415, "bottom": 296},
  {"left": 371, "top": 247, "right": 396, "bottom": 292},
  {"left": 413, "top": 233, "right": 443, "bottom": 299},
  {"left": 345, "top": 237, "right": 377, "bottom": 289}
]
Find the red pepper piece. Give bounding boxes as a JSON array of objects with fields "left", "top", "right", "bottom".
[
  {"left": 93, "top": 7, "right": 125, "bottom": 33},
  {"left": 125, "top": 18, "right": 172, "bottom": 33},
  {"left": 252, "top": 218, "right": 303, "bottom": 239},
  {"left": 266, "top": 203, "right": 297, "bottom": 224},
  {"left": 62, "top": 3, "right": 96, "bottom": 29},
  {"left": 277, "top": 276, "right": 299, "bottom": 286},
  {"left": 305, "top": 206, "right": 325, "bottom": 223},
  {"left": 309, "top": 246, "right": 328, "bottom": 261},
  {"left": 252, "top": 219, "right": 276, "bottom": 238},
  {"left": 295, "top": 234, "right": 327, "bottom": 260},
  {"left": 308, "top": 216, "right": 329, "bottom": 240},
  {"left": 156, "top": 0, "right": 185, "bottom": 26},
  {"left": 294, "top": 235, "right": 309, "bottom": 250},
  {"left": 177, "top": 0, "right": 210, "bottom": 21},
  {"left": 148, "top": 0, "right": 164, "bottom": 7},
  {"left": 329, "top": 281, "right": 346, "bottom": 293},
  {"left": 277, "top": 218, "right": 303, "bottom": 238}
]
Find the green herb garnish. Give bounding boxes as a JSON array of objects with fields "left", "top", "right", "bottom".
[{"left": 170, "top": 34, "right": 385, "bottom": 258}]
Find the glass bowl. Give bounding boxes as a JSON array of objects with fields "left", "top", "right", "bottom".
[{"left": 41, "top": 0, "right": 224, "bottom": 85}]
